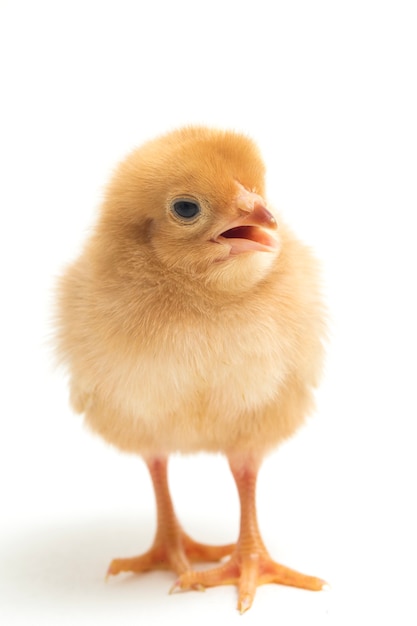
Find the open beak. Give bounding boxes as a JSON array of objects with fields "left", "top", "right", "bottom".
[{"left": 214, "top": 187, "right": 279, "bottom": 256}]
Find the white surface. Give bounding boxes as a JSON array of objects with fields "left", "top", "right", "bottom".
[{"left": 1, "top": 1, "right": 416, "bottom": 624}]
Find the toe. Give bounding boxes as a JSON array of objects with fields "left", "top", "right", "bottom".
[
  {"left": 107, "top": 551, "right": 156, "bottom": 576},
  {"left": 175, "top": 559, "right": 239, "bottom": 590},
  {"left": 261, "top": 561, "right": 328, "bottom": 590},
  {"left": 182, "top": 534, "right": 235, "bottom": 563},
  {"left": 237, "top": 555, "right": 259, "bottom": 613}
]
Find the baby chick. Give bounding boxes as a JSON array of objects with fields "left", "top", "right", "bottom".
[{"left": 56, "top": 126, "right": 327, "bottom": 613}]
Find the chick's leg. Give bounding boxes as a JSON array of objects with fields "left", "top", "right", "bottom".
[
  {"left": 107, "top": 456, "right": 234, "bottom": 579},
  {"left": 174, "top": 454, "right": 327, "bottom": 613}
]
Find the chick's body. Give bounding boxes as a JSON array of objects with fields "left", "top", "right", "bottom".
[{"left": 56, "top": 127, "right": 326, "bottom": 612}]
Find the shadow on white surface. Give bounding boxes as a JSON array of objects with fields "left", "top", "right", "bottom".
[
  {"left": 0, "top": 515, "right": 333, "bottom": 625},
  {"left": 1, "top": 516, "right": 164, "bottom": 607}
]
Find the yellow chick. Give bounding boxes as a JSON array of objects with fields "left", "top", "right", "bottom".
[{"left": 56, "top": 126, "right": 327, "bottom": 613}]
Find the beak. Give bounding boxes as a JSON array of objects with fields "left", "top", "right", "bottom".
[
  {"left": 213, "top": 186, "right": 279, "bottom": 256},
  {"left": 241, "top": 203, "right": 277, "bottom": 229}
]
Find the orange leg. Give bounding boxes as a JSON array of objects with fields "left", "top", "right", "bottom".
[
  {"left": 174, "top": 455, "right": 327, "bottom": 613},
  {"left": 107, "top": 457, "right": 234, "bottom": 580}
]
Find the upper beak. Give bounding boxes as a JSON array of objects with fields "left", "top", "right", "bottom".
[
  {"left": 241, "top": 203, "right": 277, "bottom": 229},
  {"left": 213, "top": 186, "right": 279, "bottom": 256},
  {"left": 235, "top": 184, "right": 277, "bottom": 229}
]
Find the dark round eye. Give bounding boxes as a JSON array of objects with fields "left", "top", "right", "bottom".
[{"left": 172, "top": 199, "right": 201, "bottom": 220}]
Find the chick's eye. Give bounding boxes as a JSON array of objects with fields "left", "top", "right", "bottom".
[{"left": 172, "top": 199, "right": 201, "bottom": 220}]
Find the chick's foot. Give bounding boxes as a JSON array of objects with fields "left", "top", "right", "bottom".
[
  {"left": 173, "top": 548, "right": 327, "bottom": 613},
  {"left": 107, "top": 531, "right": 234, "bottom": 578},
  {"left": 107, "top": 456, "right": 233, "bottom": 580},
  {"left": 174, "top": 454, "right": 327, "bottom": 613}
]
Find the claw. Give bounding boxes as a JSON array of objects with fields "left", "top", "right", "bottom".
[
  {"left": 105, "top": 565, "right": 115, "bottom": 582},
  {"left": 238, "top": 594, "right": 252, "bottom": 614},
  {"left": 169, "top": 580, "right": 182, "bottom": 595}
]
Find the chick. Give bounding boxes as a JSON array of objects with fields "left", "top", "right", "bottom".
[{"left": 56, "top": 126, "right": 327, "bottom": 613}]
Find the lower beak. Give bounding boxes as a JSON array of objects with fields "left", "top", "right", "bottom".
[{"left": 214, "top": 193, "right": 279, "bottom": 256}]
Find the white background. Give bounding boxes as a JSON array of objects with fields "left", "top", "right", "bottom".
[{"left": 1, "top": 1, "right": 416, "bottom": 624}]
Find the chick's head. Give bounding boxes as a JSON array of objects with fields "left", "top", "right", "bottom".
[{"left": 97, "top": 127, "right": 280, "bottom": 292}]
